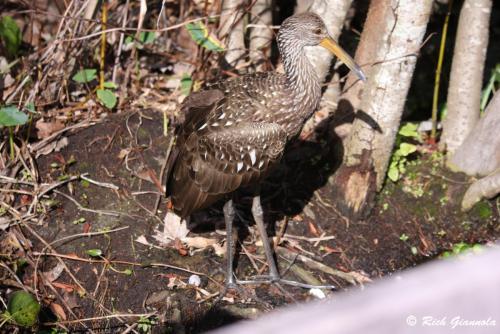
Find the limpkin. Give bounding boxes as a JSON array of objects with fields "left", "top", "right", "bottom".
[{"left": 166, "top": 13, "right": 366, "bottom": 287}]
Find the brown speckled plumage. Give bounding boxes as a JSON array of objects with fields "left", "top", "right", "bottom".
[{"left": 166, "top": 13, "right": 364, "bottom": 218}]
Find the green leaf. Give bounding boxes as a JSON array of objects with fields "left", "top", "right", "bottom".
[
  {"left": 25, "top": 102, "right": 36, "bottom": 113},
  {"left": 124, "top": 35, "right": 134, "bottom": 45},
  {"left": 138, "top": 31, "right": 156, "bottom": 44},
  {"left": 398, "top": 161, "right": 407, "bottom": 174},
  {"left": 72, "top": 217, "right": 86, "bottom": 225},
  {"left": 72, "top": 69, "right": 97, "bottom": 83},
  {"left": 0, "top": 106, "right": 28, "bottom": 126},
  {"left": 411, "top": 246, "right": 418, "bottom": 255},
  {"left": 0, "top": 16, "right": 22, "bottom": 58},
  {"left": 398, "top": 122, "right": 419, "bottom": 138},
  {"left": 103, "top": 81, "right": 117, "bottom": 89},
  {"left": 186, "top": 21, "right": 225, "bottom": 52},
  {"left": 480, "top": 64, "right": 500, "bottom": 112},
  {"left": 398, "top": 143, "right": 417, "bottom": 157},
  {"left": 86, "top": 249, "right": 102, "bottom": 257},
  {"left": 180, "top": 74, "right": 193, "bottom": 95},
  {"left": 441, "top": 251, "right": 451, "bottom": 258},
  {"left": 439, "top": 103, "right": 447, "bottom": 121},
  {"left": 7, "top": 291, "right": 41, "bottom": 327},
  {"left": 388, "top": 163, "right": 399, "bottom": 182},
  {"left": 96, "top": 89, "right": 117, "bottom": 109}
]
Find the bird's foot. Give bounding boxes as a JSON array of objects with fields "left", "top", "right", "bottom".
[{"left": 214, "top": 277, "right": 264, "bottom": 304}]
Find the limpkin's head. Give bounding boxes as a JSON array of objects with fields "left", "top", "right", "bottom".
[{"left": 278, "top": 13, "right": 366, "bottom": 81}]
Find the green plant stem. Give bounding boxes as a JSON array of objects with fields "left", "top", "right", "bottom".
[
  {"left": 480, "top": 68, "right": 497, "bottom": 112},
  {"left": 9, "top": 127, "right": 15, "bottom": 160},
  {"left": 431, "top": 0, "right": 453, "bottom": 141},
  {"left": 99, "top": 1, "right": 108, "bottom": 89},
  {"left": 0, "top": 314, "right": 12, "bottom": 328}
]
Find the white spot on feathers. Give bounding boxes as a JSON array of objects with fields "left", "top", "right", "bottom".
[
  {"left": 237, "top": 162, "right": 244, "bottom": 172},
  {"left": 249, "top": 149, "right": 257, "bottom": 165}
]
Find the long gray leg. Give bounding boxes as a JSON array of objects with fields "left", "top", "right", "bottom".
[
  {"left": 251, "top": 195, "right": 280, "bottom": 280},
  {"left": 223, "top": 199, "right": 237, "bottom": 287},
  {"left": 223, "top": 197, "right": 335, "bottom": 291}
]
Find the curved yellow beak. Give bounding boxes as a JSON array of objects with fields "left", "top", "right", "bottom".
[{"left": 320, "top": 37, "right": 366, "bottom": 82}]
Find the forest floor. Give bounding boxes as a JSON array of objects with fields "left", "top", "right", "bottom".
[{"left": 2, "top": 109, "right": 498, "bottom": 333}]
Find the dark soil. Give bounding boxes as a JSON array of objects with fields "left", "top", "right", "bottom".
[{"left": 4, "top": 110, "right": 499, "bottom": 333}]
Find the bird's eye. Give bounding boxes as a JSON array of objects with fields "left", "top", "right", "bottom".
[{"left": 313, "top": 28, "right": 322, "bottom": 35}]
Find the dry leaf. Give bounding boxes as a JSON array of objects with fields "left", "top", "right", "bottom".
[
  {"left": 36, "top": 119, "right": 65, "bottom": 139},
  {"left": 52, "top": 282, "right": 75, "bottom": 292},
  {"left": 36, "top": 137, "right": 69, "bottom": 157},
  {"left": 183, "top": 236, "right": 217, "bottom": 249},
  {"left": 307, "top": 221, "right": 320, "bottom": 237},
  {"left": 212, "top": 243, "right": 226, "bottom": 257},
  {"left": 82, "top": 222, "right": 91, "bottom": 233},
  {"left": 0, "top": 217, "right": 10, "bottom": 231},
  {"left": 135, "top": 235, "right": 153, "bottom": 246},
  {"left": 62, "top": 291, "right": 80, "bottom": 309},
  {"left": 42, "top": 263, "right": 65, "bottom": 282},
  {"left": 117, "top": 148, "right": 131, "bottom": 160},
  {"left": 174, "top": 238, "right": 188, "bottom": 256},
  {"left": 135, "top": 166, "right": 154, "bottom": 183},
  {"left": 20, "top": 194, "right": 32, "bottom": 206},
  {"left": 162, "top": 211, "right": 189, "bottom": 240},
  {"left": 50, "top": 303, "right": 67, "bottom": 321}
]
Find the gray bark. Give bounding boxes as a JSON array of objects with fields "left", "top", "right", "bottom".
[
  {"left": 347, "top": 0, "right": 432, "bottom": 189},
  {"left": 339, "top": 0, "right": 387, "bottom": 111},
  {"left": 462, "top": 170, "right": 500, "bottom": 211},
  {"left": 448, "top": 92, "right": 500, "bottom": 212},
  {"left": 330, "top": 0, "right": 432, "bottom": 219},
  {"left": 219, "top": 0, "right": 247, "bottom": 68},
  {"left": 448, "top": 92, "right": 500, "bottom": 177},
  {"left": 331, "top": 0, "right": 389, "bottom": 140},
  {"left": 249, "top": 0, "right": 273, "bottom": 70},
  {"left": 440, "top": 0, "right": 492, "bottom": 154}
]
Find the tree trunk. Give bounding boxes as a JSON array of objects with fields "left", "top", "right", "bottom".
[
  {"left": 219, "top": 0, "right": 247, "bottom": 69},
  {"left": 448, "top": 92, "right": 500, "bottom": 177},
  {"left": 249, "top": 0, "right": 273, "bottom": 71},
  {"left": 440, "top": 0, "right": 492, "bottom": 154},
  {"left": 330, "top": 0, "right": 433, "bottom": 219},
  {"left": 461, "top": 170, "right": 500, "bottom": 211},
  {"left": 331, "top": 0, "right": 389, "bottom": 140},
  {"left": 447, "top": 92, "right": 500, "bottom": 211}
]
